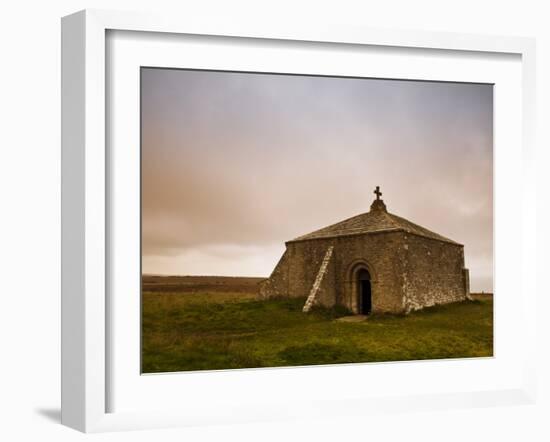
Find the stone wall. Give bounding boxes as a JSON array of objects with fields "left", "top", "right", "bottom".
[
  {"left": 258, "top": 249, "right": 290, "bottom": 299},
  {"left": 315, "top": 249, "right": 337, "bottom": 308},
  {"left": 399, "top": 233, "right": 468, "bottom": 313},
  {"left": 334, "top": 232, "right": 404, "bottom": 313},
  {"left": 302, "top": 246, "right": 336, "bottom": 311},
  {"left": 260, "top": 230, "right": 469, "bottom": 314},
  {"left": 261, "top": 231, "right": 405, "bottom": 313}
]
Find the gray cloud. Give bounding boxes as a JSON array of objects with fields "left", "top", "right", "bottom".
[{"left": 142, "top": 68, "right": 493, "bottom": 291}]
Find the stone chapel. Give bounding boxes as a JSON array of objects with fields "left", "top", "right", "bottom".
[{"left": 259, "top": 187, "right": 470, "bottom": 314}]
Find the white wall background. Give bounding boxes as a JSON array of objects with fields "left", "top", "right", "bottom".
[{"left": 0, "top": 1, "right": 548, "bottom": 441}]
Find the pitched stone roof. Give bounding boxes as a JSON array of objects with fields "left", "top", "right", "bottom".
[{"left": 289, "top": 198, "right": 460, "bottom": 245}]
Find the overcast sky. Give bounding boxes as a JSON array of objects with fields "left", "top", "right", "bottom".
[{"left": 141, "top": 68, "right": 493, "bottom": 292}]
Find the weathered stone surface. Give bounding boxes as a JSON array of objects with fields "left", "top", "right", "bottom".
[
  {"left": 303, "top": 246, "right": 334, "bottom": 312},
  {"left": 260, "top": 193, "right": 470, "bottom": 315},
  {"left": 398, "top": 233, "right": 468, "bottom": 313}
]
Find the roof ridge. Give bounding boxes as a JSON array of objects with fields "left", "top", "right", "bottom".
[
  {"left": 288, "top": 206, "right": 461, "bottom": 245},
  {"left": 291, "top": 211, "right": 369, "bottom": 241},
  {"left": 380, "top": 208, "right": 402, "bottom": 229},
  {"left": 386, "top": 212, "right": 458, "bottom": 244}
]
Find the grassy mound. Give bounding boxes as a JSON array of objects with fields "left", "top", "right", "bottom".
[{"left": 142, "top": 290, "right": 493, "bottom": 373}]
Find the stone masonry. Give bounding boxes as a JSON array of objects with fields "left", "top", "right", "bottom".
[
  {"left": 302, "top": 246, "right": 334, "bottom": 312},
  {"left": 259, "top": 188, "right": 470, "bottom": 314}
]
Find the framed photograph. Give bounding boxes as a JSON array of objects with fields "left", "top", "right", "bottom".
[{"left": 61, "top": 9, "right": 537, "bottom": 432}]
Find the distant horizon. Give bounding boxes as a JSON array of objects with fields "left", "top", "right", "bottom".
[
  {"left": 140, "top": 273, "right": 493, "bottom": 294},
  {"left": 142, "top": 273, "right": 266, "bottom": 278},
  {"left": 141, "top": 68, "right": 493, "bottom": 292}
]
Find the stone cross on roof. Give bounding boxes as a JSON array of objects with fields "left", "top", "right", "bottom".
[{"left": 374, "top": 186, "right": 382, "bottom": 200}]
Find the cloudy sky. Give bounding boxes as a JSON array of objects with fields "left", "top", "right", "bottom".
[{"left": 141, "top": 68, "right": 493, "bottom": 292}]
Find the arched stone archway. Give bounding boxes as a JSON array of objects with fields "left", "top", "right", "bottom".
[{"left": 346, "top": 260, "right": 377, "bottom": 314}]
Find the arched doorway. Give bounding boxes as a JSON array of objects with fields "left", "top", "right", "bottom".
[
  {"left": 346, "top": 260, "right": 376, "bottom": 314},
  {"left": 357, "top": 268, "right": 372, "bottom": 315}
]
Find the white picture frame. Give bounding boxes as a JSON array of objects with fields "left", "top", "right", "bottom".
[{"left": 61, "top": 9, "right": 537, "bottom": 433}]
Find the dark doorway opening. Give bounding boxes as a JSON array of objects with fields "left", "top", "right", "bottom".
[{"left": 357, "top": 268, "right": 372, "bottom": 315}]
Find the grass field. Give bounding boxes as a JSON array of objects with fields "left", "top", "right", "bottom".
[{"left": 142, "top": 276, "right": 493, "bottom": 373}]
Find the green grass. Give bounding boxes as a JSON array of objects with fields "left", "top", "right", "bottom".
[{"left": 142, "top": 292, "right": 493, "bottom": 373}]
